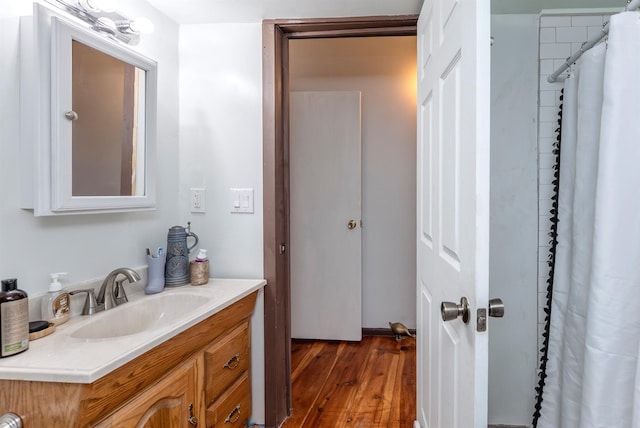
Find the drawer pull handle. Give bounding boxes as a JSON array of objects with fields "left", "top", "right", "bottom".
[
  {"left": 224, "top": 404, "right": 241, "bottom": 424},
  {"left": 188, "top": 403, "right": 198, "bottom": 426},
  {"left": 223, "top": 353, "right": 241, "bottom": 369}
]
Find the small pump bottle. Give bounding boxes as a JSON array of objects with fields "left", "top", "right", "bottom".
[
  {"left": 195, "top": 249, "right": 208, "bottom": 263},
  {"left": 41, "top": 273, "right": 70, "bottom": 326},
  {"left": 190, "top": 249, "right": 209, "bottom": 285},
  {"left": 0, "top": 278, "right": 29, "bottom": 358}
]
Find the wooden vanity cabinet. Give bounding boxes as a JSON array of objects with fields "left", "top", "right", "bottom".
[
  {"left": 0, "top": 291, "right": 258, "bottom": 428},
  {"left": 94, "top": 357, "right": 199, "bottom": 428},
  {"left": 204, "top": 320, "right": 251, "bottom": 427}
]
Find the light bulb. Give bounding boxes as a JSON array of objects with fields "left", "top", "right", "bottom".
[{"left": 129, "top": 17, "right": 154, "bottom": 34}]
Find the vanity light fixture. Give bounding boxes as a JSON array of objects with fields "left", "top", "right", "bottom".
[
  {"left": 78, "top": 0, "right": 116, "bottom": 13},
  {"left": 116, "top": 17, "right": 155, "bottom": 35},
  {"left": 93, "top": 16, "right": 117, "bottom": 36},
  {"left": 44, "top": 0, "right": 153, "bottom": 45}
]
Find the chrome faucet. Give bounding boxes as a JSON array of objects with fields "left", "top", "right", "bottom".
[{"left": 96, "top": 268, "right": 141, "bottom": 311}]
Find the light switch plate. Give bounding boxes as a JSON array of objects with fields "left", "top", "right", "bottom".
[{"left": 230, "top": 188, "right": 254, "bottom": 213}]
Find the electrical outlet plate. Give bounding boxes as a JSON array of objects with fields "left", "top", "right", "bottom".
[{"left": 190, "top": 188, "right": 205, "bottom": 213}]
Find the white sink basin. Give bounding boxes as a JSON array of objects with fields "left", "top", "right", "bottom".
[{"left": 68, "top": 292, "right": 208, "bottom": 340}]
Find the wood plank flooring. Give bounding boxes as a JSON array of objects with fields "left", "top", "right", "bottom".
[{"left": 282, "top": 335, "right": 416, "bottom": 428}]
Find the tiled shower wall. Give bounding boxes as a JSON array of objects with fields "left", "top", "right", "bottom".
[{"left": 537, "top": 11, "right": 613, "bottom": 359}]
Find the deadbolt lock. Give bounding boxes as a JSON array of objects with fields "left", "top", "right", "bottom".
[
  {"left": 347, "top": 220, "right": 357, "bottom": 230},
  {"left": 441, "top": 297, "right": 470, "bottom": 324}
]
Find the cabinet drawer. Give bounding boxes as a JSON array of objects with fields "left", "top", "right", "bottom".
[
  {"left": 206, "top": 371, "right": 251, "bottom": 428},
  {"left": 205, "top": 320, "right": 250, "bottom": 404}
]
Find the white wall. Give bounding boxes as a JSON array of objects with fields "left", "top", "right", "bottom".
[
  {"left": 178, "top": 23, "right": 265, "bottom": 424},
  {"left": 489, "top": 14, "right": 539, "bottom": 426},
  {"left": 289, "top": 37, "right": 417, "bottom": 329},
  {"left": 0, "top": 1, "right": 179, "bottom": 297},
  {"left": 178, "top": 24, "right": 263, "bottom": 280}
]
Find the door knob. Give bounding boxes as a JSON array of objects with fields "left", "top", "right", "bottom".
[
  {"left": 488, "top": 298, "right": 505, "bottom": 318},
  {"left": 441, "top": 297, "right": 470, "bottom": 323},
  {"left": 347, "top": 220, "right": 357, "bottom": 229}
]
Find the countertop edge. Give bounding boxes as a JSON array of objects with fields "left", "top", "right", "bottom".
[{"left": 0, "top": 278, "right": 266, "bottom": 383}]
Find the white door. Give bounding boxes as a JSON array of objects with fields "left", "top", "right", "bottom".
[
  {"left": 290, "top": 91, "right": 362, "bottom": 341},
  {"left": 416, "top": 0, "right": 491, "bottom": 427}
]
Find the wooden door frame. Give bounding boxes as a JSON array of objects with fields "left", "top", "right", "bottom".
[{"left": 262, "top": 15, "right": 418, "bottom": 428}]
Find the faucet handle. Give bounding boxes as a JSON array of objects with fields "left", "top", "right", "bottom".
[
  {"left": 114, "top": 279, "right": 129, "bottom": 305},
  {"left": 70, "top": 289, "right": 103, "bottom": 315}
]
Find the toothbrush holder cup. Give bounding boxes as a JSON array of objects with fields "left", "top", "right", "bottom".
[{"left": 145, "top": 254, "right": 166, "bottom": 294}]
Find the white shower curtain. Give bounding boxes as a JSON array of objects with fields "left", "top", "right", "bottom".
[{"left": 538, "top": 11, "right": 640, "bottom": 428}]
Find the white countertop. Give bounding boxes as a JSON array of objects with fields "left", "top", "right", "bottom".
[{"left": 0, "top": 278, "right": 266, "bottom": 384}]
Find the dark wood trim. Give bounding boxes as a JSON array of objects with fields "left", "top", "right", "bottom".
[
  {"left": 363, "top": 328, "right": 396, "bottom": 337},
  {"left": 262, "top": 21, "right": 291, "bottom": 428},
  {"left": 263, "top": 15, "right": 418, "bottom": 35},
  {"left": 362, "top": 327, "right": 417, "bottom": 337},
  {"left": 262, "top": 15, "right": 418, "bottom": 428},
  {"left": 287, "top": 26, "right": 417, "bottom": 39}
]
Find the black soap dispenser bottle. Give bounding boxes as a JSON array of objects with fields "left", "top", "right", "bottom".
[{"left": 0, "top": 278, "right": 29, "bottom": 357}]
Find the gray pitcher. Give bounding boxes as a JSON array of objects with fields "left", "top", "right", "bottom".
[{"left": 165, "top": 222, "right": 199, "bottom": 286}]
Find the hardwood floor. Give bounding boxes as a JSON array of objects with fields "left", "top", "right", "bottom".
[{"left": 282, "top": 335, "right": 416, "bottom": 428}]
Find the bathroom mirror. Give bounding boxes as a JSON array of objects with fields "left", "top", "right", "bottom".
[
  {"left": 21, "top": 4, "right": 157, "bottom": 216},
  {"left": 68, "top": 40, "right": 148, "bottom": 198}
]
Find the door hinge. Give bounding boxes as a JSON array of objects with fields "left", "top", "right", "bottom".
[{"left": 279, "top": 243, "right": 286, "bottom": 255}]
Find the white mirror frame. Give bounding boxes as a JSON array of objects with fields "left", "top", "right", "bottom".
[
  {"left": 20, "top": 3, "right": 157, "bottom": 216},
  {"left": 51, "top": 16, "right": 157, "bottom": 212}
]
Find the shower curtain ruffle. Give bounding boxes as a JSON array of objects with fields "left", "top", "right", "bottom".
[{"left": 532, "top": 86, "right": 563, "bottom": 428}]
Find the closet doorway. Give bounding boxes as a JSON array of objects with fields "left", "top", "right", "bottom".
[
  {"left": 289, "top": 35, "right": 417, "bottom": 343},
  {"left": 262, "top": 16, "right": 418, "bottom": 427}
]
